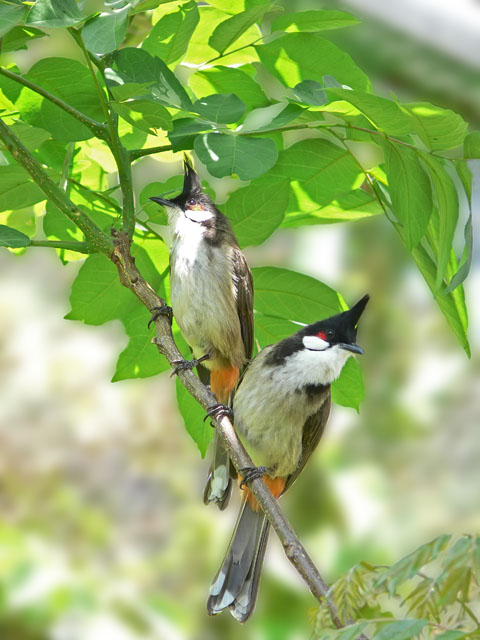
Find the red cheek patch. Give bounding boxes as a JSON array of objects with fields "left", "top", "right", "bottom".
[{"left": 317, "top": 331, "right": 327, "bottom": 341}]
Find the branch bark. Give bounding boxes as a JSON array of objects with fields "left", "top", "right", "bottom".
[{"left": 110, "top": 229, "right": 367, "bottom": 637}]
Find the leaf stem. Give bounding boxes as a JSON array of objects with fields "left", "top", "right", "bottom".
[
  {"left": 69, "top": 29, "right": 136, "bottom": 238},
  {"left": 129, "top": 144, "right": 174, "bottom": 160},
  {"left": 0, "top": 117, "right": 113, "bottom": 254},
  {"left": 0, "top": 67, "right": 108, "bottom": 140},
  {"left": 201, "top": 36, "right": 263, "bottom": 66}
]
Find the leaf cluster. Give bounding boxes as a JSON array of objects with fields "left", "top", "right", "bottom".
[{"left": 314, "top": 535, "right": 480, "bottom": 639}]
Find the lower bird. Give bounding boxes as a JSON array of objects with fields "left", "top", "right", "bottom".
[{"left": 207, "top": 295, "right": 369, "bottom": 621}]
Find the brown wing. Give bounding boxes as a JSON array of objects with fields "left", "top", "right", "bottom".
[
  {"left": 284, "top": 390, "right": 332, "bottom": 493},
  {"left": 232, "top": 247, "right": 254, "bottom": 362}
]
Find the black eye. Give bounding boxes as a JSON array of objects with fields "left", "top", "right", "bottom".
[
  {"left": 187, "top": 198, "right": 195, "bottom": 206},
  {"left": 326, "top": 329, "right": 335, "bottom": 340}
]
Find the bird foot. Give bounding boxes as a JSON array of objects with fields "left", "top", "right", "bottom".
[
  {"left": 170, "top": 354, "right": 209, "bottom": 377},
  {"left": 148, "top": 305, "right": 173, "bottom": 328},
  {"left": 239, "top": 466, "right": 268, "bottom": 489},
  {"left": 204, "top": 403, "right": 234, "bottom": 425}
]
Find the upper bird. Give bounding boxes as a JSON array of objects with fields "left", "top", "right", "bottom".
[
  {"left": 207, "top": 294, "right": 369, "bottom": 622},
  {"left": 150, "top": 157, "right": 254, "bottom": 508}
]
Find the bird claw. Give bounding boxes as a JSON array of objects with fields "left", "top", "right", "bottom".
[
  {"left": 148, "top": 305, "right": 173, "bottom": 329},
  {"left": 203, "top": 403, "right": 233, "bottom": 424},
  {"left": 239, "top": 466, "right": 268, "bottom": 489},
  {"left": 170, "top": 353, "right": 210, "bottom": 377}
]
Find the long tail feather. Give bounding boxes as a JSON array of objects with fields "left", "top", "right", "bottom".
[
  {"left": 203, "top": 429, "right": 233, "bottom": 510},
  {"left": 207, "top": 499, "right": 269, "bottom": 622}
]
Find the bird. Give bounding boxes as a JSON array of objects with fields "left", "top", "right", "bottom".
[
  {"left": 207, "top": 294, "right": 369, "bottom": 622},
  {"left": 149, "top": 157, "right": 254, "bottom": 509}
]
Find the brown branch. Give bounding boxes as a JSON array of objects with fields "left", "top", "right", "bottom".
[{"left": 110, "top": 229, "right": 367, "bottom": 638}]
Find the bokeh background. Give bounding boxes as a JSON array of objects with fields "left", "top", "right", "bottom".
[{"left": 0, "top": 1, "right": 479, "bottom": 638}]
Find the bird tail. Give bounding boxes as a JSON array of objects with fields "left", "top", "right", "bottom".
[
  {"left": 207, "top": 498, "right": 269, "bottom": 622},
  {"left": 203, "top": 428, "right": 233, "bottom": 509}
]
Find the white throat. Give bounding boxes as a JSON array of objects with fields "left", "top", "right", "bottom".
[{"left": 280, "top": 345, "right": 352, "bottom": 388}]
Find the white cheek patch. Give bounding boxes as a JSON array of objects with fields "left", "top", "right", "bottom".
[
  {"left": 185, "top": 208, "right": 214, "bottom": 223},
  {"left": 302, "top": 335, "right": 329, "bottom": 351}
]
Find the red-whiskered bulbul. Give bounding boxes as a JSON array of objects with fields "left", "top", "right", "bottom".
[
  {"left": 207, "top": 295, "right": 369, "bottom": 621},
  {"left": 149, "top": 158, "right": 254, "bottom": 509}
]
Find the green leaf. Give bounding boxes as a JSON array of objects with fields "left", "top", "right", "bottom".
[
  {"left": 109, "top": 48, "right": 192, "bottom": 110},
  {"left": 434, "top": 632, "right": 467, "bottom": 640},
  {"left": 410, "top": 242, "right": 469, "bottom": 355},
  {"left": 111, "top": 100, "right": 172, "bottom": 135},
  {"left": 282, "top": 189, "right": 382, "bottom": 228},
  {"left": 331, "top": 357, "right": 364, "bottom": 411},
  {"left": 253, "top": 314, "right": 298, "bottom": 349},
  {"left": 375, "top": 534, "right": 451, "bottom": 595},
  {"left": 325, "top": 88, "right": 412, "bottom": 136},
  {"left": 189, "top": 65, "right": 269, "bottom": 110},
  {"left": 112, "top": 306, "right": 170, "bottom": 381},
  {"left": 464, "top": 131, "right": 480, "bottom": 158},
  {"left": 192, "top": 93, "right": 246, "bottom": 124},
  {"left": 293, "top": 80, "right": 327, "bottom": 106},
  {"left": 271, "top": 9, "right": 359, "bottom": 33},
  {"left": 0, "top": 224, "right": 31, "bottom": 248},
  {"left": 224, "top": 176, "right": 289, "bottom": 247},
  {"left": 82, "top": 7, "right": 129, "bottom": 55},
  {"left": 26, "top": 0, "right": 83, "bottom": 28},
  {"left": 142, "top": 0, "right": 199, "bottom": 65},
  {"left": 421, "top": 156, "right": 459, "bottom": 291},
  {"left": 139, "top": 175, "right": 184, "bottom": 225},
  {"left": 167, "top": 117, "right": 212, "bottom": 152},
  {"left": 110, "top": 82, "right": 155, "bottom": 102},
  {"left": 373, "top": 619, "right": 428, "bottom": 640},
  {"left": 242, "top": 102, "right": 304, "bottom": 133},
  {"left": 208, "top": 3, "right": 268, "bottom": 55},
  {"left": 252, "top": 266, "right": 343, "bottom": 324},
  {"left": 0, "top": 25, "right": 46, "bottom": 52},
  {"left": 0, "top": 3, "right": 27, "bottom": 38},
  {"left": 176, "top": 378, "right": 213, "bottom": 457},
  {"left": 44, "top": 201, "right": 85, "bottom": 262},
  {"left": 0, "top": 165, "right": 45, "bottom": 211},
  {"left": 270, "top": 139, "right": 363, "bottom": 207},
  {"left": 383, "top": 141, "right": 432, "bottom": 249},
  {"left": 405, "top": 102, "right": 468, "bottom": 151},
  {"left": 16, "top": 57, "right": 105, "bottom": 141},
  {"left": 185, "top": 5, "right": 259, "bottom": 65},
  {"left": 256, "top": 33, "right": 369, "bottom": 91},
  {"left": 444, "top": 212, "right": 472, "bottom": 294},
  {"left": 194, "top": 133, "right": 278, "bottom": 180}
]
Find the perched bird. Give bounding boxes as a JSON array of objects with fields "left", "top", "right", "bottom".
[
  {"left": 150, "top": 157, "right": 254, "bottom": 508},
  {"left": 207, "top": 295, "right": 369, "bottom": 621}
]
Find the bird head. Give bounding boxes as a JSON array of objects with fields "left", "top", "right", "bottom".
[
  {"left": 300, "top": 294, "right": 369, "bottom": 355},
  {"left": 149, "top": 156, "right": 215, "bottom": 224}
]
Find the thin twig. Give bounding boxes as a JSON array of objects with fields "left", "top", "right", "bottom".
[
  {"left": 0, "top": 67, "right": 108, "bottom": 140},
  {"left": 29, "top": 240, "right": 92, "bottom": 253},
  {"left": 110, "top": 229, "right": 368, "bottom": 638},
  {"left": 129, "top": 144, "right": 174, "bottom": 160}
]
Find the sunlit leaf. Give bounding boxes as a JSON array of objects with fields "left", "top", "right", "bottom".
[
  {"left": 112, "top": 100, "right": 172, "bottom": 135},
  {"left": 26, "top": 0, "right": 83, "bottom": 28},
  {"left": 189, "top": 65, "right": 268, "bottom": 110},
  {"left": 405, "top": 102, "right": 468, "bottom": 151},
  {"left": 192, "top": 93, "right": 246, "bottom": 124},
  {"left": 271, "top": 9, "right": 359, "bottom": 33},
  {"left": 331, "top": 358, "right": 364, "bottom": 411},
  {"left": 194, "top": 133, "right": 278, "bottom": 180},
  {"left": 208, "top": 3, "right": 268, "bottom": 55},
  {"left": 142, "top": 0, "right": 199, "bottom": 65},
  {"left": 0, "top": 25, "right": 46, "bottom": 52},
  {"left": 82, "top": 7, "right": 129, "bottom": 55},
  {"left": 0, "top": 165, "right": 45, "bottom": 211}
]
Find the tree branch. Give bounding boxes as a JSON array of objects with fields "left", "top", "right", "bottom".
[
  {"left": 0, "top": 67, "right": 108, "bottom": 140},
  {"left": 69, "top": 30, "right": 136, "bottom": 238},
  {"left": 110, "top": 229, "right": 367, "bottom": 638},
  {"left": 29, "top": 240, "right": 92, "bottom": 253},
  {"left": 0, "top": 117, "right": 113, "bottom": 255}
]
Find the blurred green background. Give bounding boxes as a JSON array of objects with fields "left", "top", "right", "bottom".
[{"left": 0, "top": 1, "right": 479, "bottom": 638}]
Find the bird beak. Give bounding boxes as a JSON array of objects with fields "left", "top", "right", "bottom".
[
  {"left": 149, "top": 196, "right": 173, "bottom": 207},
  {"left": 339, "top": 343, "right": 364, "bottom": 355}
]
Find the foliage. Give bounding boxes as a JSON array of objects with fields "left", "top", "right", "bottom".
[
  {"left": 314, "top": 535, "right": 480, "bottom": 639},
  {"left": 0, "top": 5, "right": 472, "bottom": 453}
]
